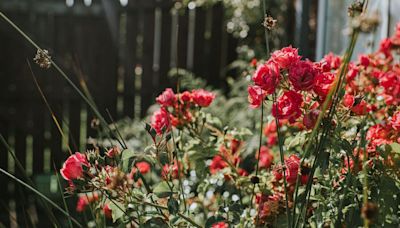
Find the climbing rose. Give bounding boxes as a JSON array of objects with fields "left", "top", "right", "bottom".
[
  {"left": 252, "top": 61, "right": 280, "bottom": 94},
  {"left": 272, "top": 91, "right": 303, "bottom": 123},
  {"left": 248, "top": 85, "right": 266, "bottom": 108},
  {"left": 60, "top": 153, "right": 89, "bottom": 181},
  {"left": 156, "top": 88, "right": 177, "bottom": 107},
  {"left": 150, "top": 108, "right": 170, "bottom": 135},
  {"left": 192, "top": 89, "right": 215, "bottom": 107},
  {"left": 270, "top": 46, "right": 301, "bottom": 69},
  {"left": 288, "top": 60, "right": 318, "bottom": 91}
]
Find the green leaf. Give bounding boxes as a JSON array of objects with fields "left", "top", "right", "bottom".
[
  {"left": 153, "top": 181, "right": 174, "bottom": 198},
  {"left": 109, "top": 201, "right": 125, "bottom": 223},
  {"left": 390, "top": 142, "right": 400, "bottom": 154},
  {"left": 121, "top": 149, "right": 135, "bottom": 172},
  {"left": 143, "top": 217, "right": 169, "bottom": 228},
  {"left": 167, "top": 198, "right": 179, "bottom": 215}
]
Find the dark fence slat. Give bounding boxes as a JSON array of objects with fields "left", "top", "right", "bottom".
[
  {"left": 123, "top": 12, "right": 139, "bottom": 118},
  {"left": 140, "top": 3, "right": 156, "bottom": 117}
]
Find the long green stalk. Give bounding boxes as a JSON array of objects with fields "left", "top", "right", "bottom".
[{"left": 292, "top": 14, "right": 362, "bottom": 228}]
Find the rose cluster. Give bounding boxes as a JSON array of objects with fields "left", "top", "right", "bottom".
[{"left": 151, "top": 88, "right": 215, "bottom": 134}]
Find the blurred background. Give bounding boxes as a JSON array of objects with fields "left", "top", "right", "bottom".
[{"left": 0, "top": 0, "right": 398, "bottom": 226}]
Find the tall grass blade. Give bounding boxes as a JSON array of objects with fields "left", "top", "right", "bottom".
[{"left": 0, "top": 167, "right": 82, "bottom": 227}]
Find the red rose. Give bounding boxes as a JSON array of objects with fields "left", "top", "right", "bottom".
[
  {"left": 212, "top": 222, "right": 229, "bottom": 228},
  {"left": 76, "top": 193, "right": 98, "bottom": 212},
  {"left": 380, "top": 71, "right": 400, "bottom": 95},
  {"left": 247, "top": 85, "right": 266, "bottom": 109},
  {"left": 285, "top": 154, "right": 300, "bottom": 184},
  {"left": 209, "top": 155, "right": 228, "bottom": 174},
  {"left": 288, "top": 60, "right": 318, "bottom": 91},
  {"left": 192, "top": 89, "right": 215, "bottom": 107},
  {"left": 60, "top": 153, "right": 89, "bottom": 181},
  {"left": 343, "top": 94, "right": 355, "bottom": 107},
  {"left": 359, "top": 55, "right": 371, "bottom": 68},
  {"left": 132, "top": 161, "right": 151, "bottom": 175},
  {"left": 257, "top": 146, "right": 274, "bottom": 169},
  {"left": 180, "top": 91, "right": 192, "bottom": 103},
  {"left": 379, "top": 38, "right": 392, "bottom": 56},
  {"left": 270, "top": 46, "right": 301, "bottom": 69},
  {"left": 252, "top": 61, "right": 280, "bottom": 94},
  {"left": 103, "top": 204, "right": 112, "bottom": 219},
  {"left": 320, "top": 52, "right": 341, "bottom": 71},
  {"left": 366, "top": 124, "right": 393, "bottom": 147},
  {"left": 313, "top": 72, "right": 335, "bottom": 98},
  {"left": 150, "top": 108, "right": 171, "bottom": 135},
  {"left": 272, "top": 91, "right": 303, "bottom": 123},
  {"left": 156, "top": 88, "right": 177, "bottom": 107}
]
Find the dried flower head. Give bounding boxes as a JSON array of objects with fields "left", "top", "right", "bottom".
[
  {"left": 348, "top": 1, "right": 363, "bottom": 17},
  {"left": 33, "top": 49, "right": 51, "bottom": 69},
  {"left": 263, "top": 15, "right": 277, "bottom": 30},
  {"left": 91, "top": 118, "right": 100, "bottom": 129},
  {"left": 352, "top": 13, "right": 380, "bottom": 33}
]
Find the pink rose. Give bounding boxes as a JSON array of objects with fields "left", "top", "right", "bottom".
[
  {"left": 60, "top": 153, "right": 89, "bottom": 181},
  {"left": 191, "top": 89, "right": 215, "bottom": 107},
  {"left": 247, "top": 85, "right": 266, "bottom": 109},
  {"left": 252, "top": 61, "right": 280, "bottom": 94},
  {"left": 150, "top": 108, "right": 171, "bottom": 135},
  {"left": 156, "top": 88, "right": 177, "bottom": 107}
]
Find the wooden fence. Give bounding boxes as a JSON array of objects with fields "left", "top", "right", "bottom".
[{"left": 0, "top": 0, "right": 317, "bottom": 226}]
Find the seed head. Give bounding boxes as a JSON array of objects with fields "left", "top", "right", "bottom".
[
  {"left": 263, "top": 15, "right": 277, "bottom": 31},
  {"left": 33, "top": 49, "right": 51, "bottom": 69}
]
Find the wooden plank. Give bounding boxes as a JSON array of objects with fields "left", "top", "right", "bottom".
[
  {"left": 123, "top": 11, "right": 139, "bottom": 118},
  {"left": 193, "top": 7, "right": 206, "bottom": 78},
  {"left": 177, "top": 9, "right": 188, "bottom": 70},
  {"left": 140, "top": 2, "right": 156, "bottom": 117},
  {"left": 207, "top": 3, "right": 223, "bottom": 86},
  {"left": 158, "top": 5, "right": 172, "bottom": 90}
]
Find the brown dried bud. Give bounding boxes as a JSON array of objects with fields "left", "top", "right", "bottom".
[
  {"left": 91, "top": 117, "right": 100, "bottom": 129},
  {"left": 362, "top": 202, "right": 378, "bottom": 222},
  {"left": 33, "top": 49, "right": 51, "bottom": 69},
  {"left": 263, "top": 15, "right": 277, "bottom": 30},
  {"left": 348, "top": 1, "right": 363, "bottom": 17}
]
